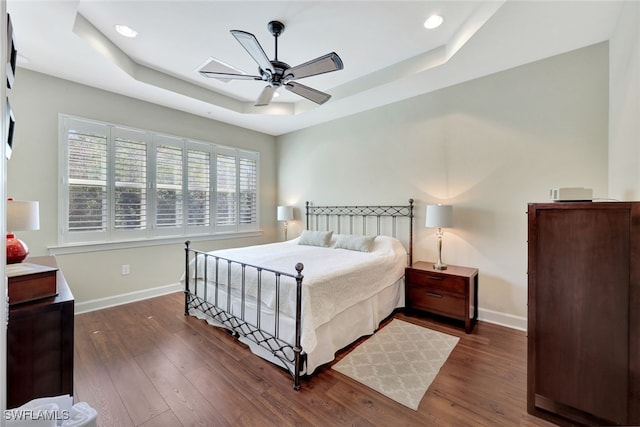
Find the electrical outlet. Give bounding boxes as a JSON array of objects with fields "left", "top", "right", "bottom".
[{"left": 121, "top": 264, "right": 130, "bottom": 275}]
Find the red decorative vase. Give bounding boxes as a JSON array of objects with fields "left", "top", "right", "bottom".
[{"left": 6, "top": 233, "right": 29, "bottom": 264}]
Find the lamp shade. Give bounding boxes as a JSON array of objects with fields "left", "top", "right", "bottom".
[
  {"left": 425, "top": 204, "right": 453, "bottom": 228},
  {"left": 7, "top": 200, "right": 40, "bottom": 231},
  {"left": 277, "top": 205, "right": 293, "bottom": 221}
]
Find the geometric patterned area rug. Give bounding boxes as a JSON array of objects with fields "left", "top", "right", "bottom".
[{"left": 332, "top": 319, "right": 460, "bottom": 410}]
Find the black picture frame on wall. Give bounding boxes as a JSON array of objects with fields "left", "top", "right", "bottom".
[
  {"left": 7, "top": 13, "right": 17, "bottom": 89},
  {"left": 6, "top": 98, "right": 15, "bottom": 159}
]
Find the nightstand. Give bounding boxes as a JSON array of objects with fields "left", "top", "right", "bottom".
[{"left": 405, "top": 261, "right": 478, "bottom": 333}]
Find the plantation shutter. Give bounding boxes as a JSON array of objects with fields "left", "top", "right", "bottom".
[
  {"left": 216, "top": 150, "right": 236, "bottom": 228},
  {"left": 155, "top": 136, "right": 184, "bottom": 233},
  {"left": 239, "top": 152, "right": 258, "bottom": 228},
  {"left": 187, "top": 146, "right": 211, "bottom": 229},
  {"left": 60, "top": 115, "right": 260, "bottom": 244},
  {"left": 215, "top": 148, "right": 259, "bottom": 230},
  {"left": 113, "top": 128, "right": 148, "bottom": 237},
  {"left": 65, "top": 118, "right": 109, "bottom": 242}
]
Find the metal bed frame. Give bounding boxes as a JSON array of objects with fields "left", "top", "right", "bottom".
[{"left": 183, "top": 199, "right": 414, "bottom": 389}]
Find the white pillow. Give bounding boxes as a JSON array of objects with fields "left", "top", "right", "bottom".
[
  {"left": 298, "top": 230, "right": 333, "bottom": 247},
  {"left": 334, "top": 234, "right": 377, "bottom": 252}
]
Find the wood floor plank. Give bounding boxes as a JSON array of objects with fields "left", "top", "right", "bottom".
[
  {"left": 137, "top": 410, "right": 181, "bottom": 427},
  {"left": 174, "top": 325, "right": 277, "bottom": 396},
  {"left": 233, "top": 350, "right": 372, "bottom": 426},
  {"left": 181, "top": 315, "right": 249, "bottom": 363},
  {"left": 73, "top": 292, "right": 554, "bottom": 427},
  {"left": 89, "top": 328, "right": 169, "bottom": 425},
  {"left": 74, "top": 327, "right": 134, "bottom": 427},
  {"left": 185, "top": 365, "right": 286, "bottom": 427},
  {"left": 325, "top": 380, "right": 428, "bottom": 426},
  {"left": 118, "top": 307, "right": 208, "bottom": 377},
  {"left": 136, "top": 349, "right": 230, "bottom": 426},
  {"left": 175, "top": 330, "right": 305, "bottom": 425}
]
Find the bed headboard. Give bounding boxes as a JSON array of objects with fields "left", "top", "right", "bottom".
[{"left": 305, "top": 199, "right": 414, "bottom": 265}]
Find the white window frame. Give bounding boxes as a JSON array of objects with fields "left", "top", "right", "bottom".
[{"left": 58, "top": 114, "right": 260, "bottom": 246}]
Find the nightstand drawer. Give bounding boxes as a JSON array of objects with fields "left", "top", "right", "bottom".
[
  {"left": 405, "top": 269, "right": 466, "bottom": 296},
  {"left": 406, "top": 286, "right": 465, "bottom": 319}
]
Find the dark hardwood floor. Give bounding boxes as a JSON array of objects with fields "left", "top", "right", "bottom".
[{"left": 74, "top": 292, "right": 555, "bottom": 426}]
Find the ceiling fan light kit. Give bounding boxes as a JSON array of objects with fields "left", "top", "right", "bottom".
[{"left": 199, "top": 20, "right": 344, "bottom": 107}]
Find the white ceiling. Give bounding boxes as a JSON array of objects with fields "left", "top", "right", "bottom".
[{"left": 7, "top": 1, "right": 623, "bottom": 136}]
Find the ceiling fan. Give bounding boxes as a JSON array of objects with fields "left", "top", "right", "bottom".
[{"left": 199, "top": 20, "right": 344, "bottom": 107}]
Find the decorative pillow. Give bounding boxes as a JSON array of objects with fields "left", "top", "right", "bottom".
[
  {"left": 334, "top": 234, "right": 377, "bottom": 252},
  {"left": 297, "top": 230, "right": 333, "bottom": 247}
]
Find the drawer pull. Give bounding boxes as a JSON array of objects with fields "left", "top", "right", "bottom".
[
  {"left": 426, "top": 275, "right": 443, "bottom": 281},
  {"left": 426, "top": 292, "right": 443, "bottom": 298}
]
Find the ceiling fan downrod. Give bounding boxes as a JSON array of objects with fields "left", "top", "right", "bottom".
[{"left": 267, "top": 20, "right": 285, "bottom": 61}]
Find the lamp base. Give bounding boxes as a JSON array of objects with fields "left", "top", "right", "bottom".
[
  {"left": 433, "top": 262, "right": 448, "bottom": 270},
  {"left": 434, "top": 229, "right": 447, "bottom": 270},
  {"left": 7, "top": 233, "right": 29, "bottom": 264}
]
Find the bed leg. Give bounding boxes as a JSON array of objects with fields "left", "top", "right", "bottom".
[
  {"left": 294, "top": 370, "right": 301, "bottom": 390},
  {"left": 293, "top": 262, "right": 304, "bottom": 390},
  {"left": 184, "top": 240, "right": 191, "bottom": 316},
  {"left": 293, "top": 344, "right": 302, "bottom": 390}
]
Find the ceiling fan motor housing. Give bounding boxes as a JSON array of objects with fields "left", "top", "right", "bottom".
[{"left": 263, "top": 60, "right": 290, "bottom": 85}]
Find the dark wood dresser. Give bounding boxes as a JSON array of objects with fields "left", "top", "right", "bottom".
[
  {"left": 527, "top": 202, "right": 639, "bottom": 426},
  {"left": 6, "top": 256, "right": 74, "bottom": 408}
]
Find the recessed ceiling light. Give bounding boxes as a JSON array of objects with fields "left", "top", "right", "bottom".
[
  {"left": 424, "top": 15, "right": 443, "bottom": 30},
  {"left": 114, "top": 24, "right": 138, "bottom": 38}
]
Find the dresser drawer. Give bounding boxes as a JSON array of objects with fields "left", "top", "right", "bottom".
[
  {"left": 406, "top": 285, "right": 465, "bottom": 319},
  {"left": 405, "top": 269, "right": 466, "bottom": 296}
]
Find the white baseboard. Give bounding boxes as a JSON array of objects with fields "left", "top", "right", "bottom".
[
  {"left": 478, "top": 307, "right": 527, "bottom": 332},
  {"left": 74, "top": 283, "right": 183, "bottom": 315}
]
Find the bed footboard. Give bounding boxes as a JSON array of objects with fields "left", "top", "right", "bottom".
[{"left": 183, "top": 241, "right": 305, "bottom": 390}]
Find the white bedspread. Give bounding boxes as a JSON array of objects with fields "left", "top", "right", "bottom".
[{"left": 185, "top": 235, "right": 407, "bottom": 352}]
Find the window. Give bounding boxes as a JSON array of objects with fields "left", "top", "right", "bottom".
[{"left": 59, "top": 115, "right": 259, "bottom": 244}]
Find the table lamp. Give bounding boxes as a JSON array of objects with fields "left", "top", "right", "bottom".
[
  {"left": 426, "top": 204, "right": 453, "bottom": 270},
  {"left": 277, "top": 205, "right": 293, "bottom": 241},
  {"left": 6, "top": 199, "right": 40, "bottom": 264}
]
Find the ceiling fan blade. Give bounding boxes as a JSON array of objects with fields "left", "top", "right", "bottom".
[
  {"left": 230, "top": 30, "right": 274, "bottom": 75},
  {"left": 255, "top": 85, "right": 277, "bottom": 107},
  {"left": 285, "top": 81, "right": 332, "bottom": 105},
  {"left": 199, "top": 70, "right": 262, "bottom": 80},
  {"left": 197, "top": 57, "right": 262, "bottom": 81},
  {"left": 285, "top": 52, "right": 344, "bottom": 81}
]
